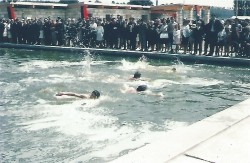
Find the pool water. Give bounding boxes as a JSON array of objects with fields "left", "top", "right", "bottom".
[{"left": 1, "top": 49, "right": 250, "bottom": 162}]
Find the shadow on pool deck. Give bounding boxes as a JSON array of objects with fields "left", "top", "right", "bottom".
[{"left": 0, "top": 43, "right": 250, "bottom": 67}]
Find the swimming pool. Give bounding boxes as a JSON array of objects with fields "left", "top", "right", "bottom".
[{"left": 1, "top": 49, "right": 250, "bottom": 162}]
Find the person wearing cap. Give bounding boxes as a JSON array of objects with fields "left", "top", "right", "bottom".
[
  {"left": 56, "top": 90, "right": 100, "bottom": 99},
  {"left": 121, "top": 84, "right": 147, "bottom": 93},
  {"left": 129, "top": 71, "right": 141, "bottom": 80},
  {"left": 121, "top": 84, "right": 163, "bottom": 97}
]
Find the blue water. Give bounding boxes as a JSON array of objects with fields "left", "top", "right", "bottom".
[{"left": 1, "top": 48, "right": 250, "bottom": 162}]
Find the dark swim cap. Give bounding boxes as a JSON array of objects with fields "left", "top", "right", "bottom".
[
  {"left": 136, "top": 85, "right": 147, "bottom": 92},
  {"left": 91, "top": 90, "right": 100, "bottom": 98},
  {"left": 133, "top": 71, "right": 141, "bottom": 79}
]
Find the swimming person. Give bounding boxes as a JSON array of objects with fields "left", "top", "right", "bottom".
[
  {"left": 129, "top": 71, "right": 141, "bottom": 80},
  {"left": 56, "top": 90, "right": 100, "bottom": 99},
  {"left": 136, "top": 85, "right": 147, "bottom": 92},
  {"left": 121, "top": 84, "right": 147, "bottom": 93},
  {"left": 121, "top": 84, "right": 163, "bottom": 97},
  {"left": 172, "top": 67, "right": 176, "bottom": 72}
]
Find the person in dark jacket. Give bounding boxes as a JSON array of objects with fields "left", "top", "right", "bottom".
[
  {"left": 205, "top": 16, "right": 223, "bottom": 56},
  {"left": 108, "top": 18, "right": 119, "bottom": 49},
  {"left": 127, "top": 17, "right": 138, "bottom": 50},
  {"left": 193, "top": 21, "right": 204, "bottom": 55}
]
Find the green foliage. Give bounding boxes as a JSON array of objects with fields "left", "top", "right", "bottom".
[{"left": 127, "top": 0, "right": 153, "bottom": 6}]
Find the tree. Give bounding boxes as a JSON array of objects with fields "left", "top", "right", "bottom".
[
  {"left": 59, "top": 0, "right": 79, "bottom": 4},
  {"left": 127, "top": 0, "right": 153, "bottom": 6},
  {"left": 234, "top": 0, "right": 250, "bottom": 16}
]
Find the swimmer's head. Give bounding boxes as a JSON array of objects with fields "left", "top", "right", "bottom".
[
  {"left": 172, "top": 68, "right": 176, "bottom": 72},
  {"left": 136, "top": 85, "right": 147, "bottom": 92},
  {"left": 90, "top": 90, "right": 100, "bottom": 99},
  {"left": 133, "top": 71, "right": 141, "bottom": 79}
]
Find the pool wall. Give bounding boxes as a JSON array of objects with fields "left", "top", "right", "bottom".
[{"left": 1, "top": 43, "right": 250, "bottom": 66}]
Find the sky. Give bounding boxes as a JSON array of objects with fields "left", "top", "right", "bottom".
[{"left": 81, "top": 0, "right": 234, "bottom": 8}]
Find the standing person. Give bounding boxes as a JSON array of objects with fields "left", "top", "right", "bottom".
[
  {"left": 103, "top": 18, "right": 110, "bottom": 48},
  {"left": 159, "top": 18, "right": 168, "bottom": 52},
  {"left": 168, "top": 17, "right": 176, "bottom": 53},
  {"left": 154, "top": 18, "right": 161, "bottom": 52},
  {"left": 43, "top": 18, "right": 52, "bottom": 45},
  {"left": 216, "top": 27, "right": 226, "bottom": 56},
  {"left": 0, "top": 19, "right": 4, "bottom": 43},
  {"left": 33, "top": 19, "right": 40, "bottom": 45},
  {"left": 242, "top": 26, "right": 250, "bottom": 57},
  {"left": 89, "top": 19, "right": 97, "bottom": 47},
  {"left": 205, "top": 15, "right": 223, "bottom": 56},
  {"left": 173, "top": 24, "right": 181, "bottom": 53},
  {"left": 117, "top": 15, "right": 124, "bottom": 49},
  {"left": 138, "top": 20, "right": 148, "bottom": 51},
  {"left": 38, "top": 19, "right": 44, "bottom": 45},
  {"left": 224, "top": 26, "right": 232, "bottom": 57},
  {"left": 7, "top": 20, "right": 12, "bottom": 43},
  {"left": 2, "top": 20, "right": 8, "bottom": 43},
  {"left": 181, "top": 19, "right": 191, "bottom": 54},
  {"left": 11, "top": 19, "right": 18, "bottom": 43},
  {"left": 193, "top": 21, "right": 204, "bottom": 55},
  {"left": 108, "top": 18, "right": 119, "bottom": 49},
  {"left": 16, "top": 19, "right": 23, "bottom": 44},
  {"left": 147, "top": 20, "right": 156, "bottom": 51},
  {"left": 127, "top": 17, "right": 138, "bottom": 50},
  {"left": 55, "top": 19, "right": 65, "bottom": 46},
  {"left": 230, "top": 20, "right": 241, "bottom": 56},
  {"left": 96, "top": 21, "right": 104, "bottom": 48},
  {"left": 51, "top": 20, "right": 57, "bottom": 46},
  {"left": 120, "top": 19, "right": 128, "bottom": 50}
]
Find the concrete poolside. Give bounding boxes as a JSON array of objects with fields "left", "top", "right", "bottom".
[
  {"left": 110, "top": 98, "right": 250, "bottom": 163},
  {"left": 1, "top": 43, "right": 250, "bottom": 163},
  {"left": 0, "top": 43, "right": 250, "bottom": 66}
]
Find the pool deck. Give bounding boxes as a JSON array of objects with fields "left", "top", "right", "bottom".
[
  {"left": 0, "top": 43, "right": 250, "bottom": 66},
  {"left": 1, "top": 43, "right": 250, "bottom": 162},
  {"left": 110, "top": 98, "right": 250, "bottom": 163}
]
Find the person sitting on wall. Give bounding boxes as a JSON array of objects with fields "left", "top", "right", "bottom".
[{"left": 56, "top": 90, "right": 100, "bottom": 99}]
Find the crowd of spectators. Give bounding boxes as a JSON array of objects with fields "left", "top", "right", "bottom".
[{"left": 0, "top": 15, "right": 249, "bottom": 57}]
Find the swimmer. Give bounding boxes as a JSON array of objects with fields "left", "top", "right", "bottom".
[
  {"left": 172, "top": 67, "right": 176, "bottom": 72},
  {"left": 121, "top": 84, "right": 147, "bottom": 93},
  {"left": 129, "top": 71, "right": 141, "bottom": 80},
  {"left": 56, "top": 90, "right": 100, "bottom": 99},
  {"left": 121, "top": 84, "right": 163, "bottom": 97}
]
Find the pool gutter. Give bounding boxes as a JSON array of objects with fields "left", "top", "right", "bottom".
[{"left": 1, "top": 43, "right": 250, "bottom": 66}]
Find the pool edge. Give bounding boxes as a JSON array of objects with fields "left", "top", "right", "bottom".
[
  {"left": 1, "top": 43, "right": 250, "bottom": 66},
  {"left": 109, "top": 98, "right": 250, "bottom": 163}
]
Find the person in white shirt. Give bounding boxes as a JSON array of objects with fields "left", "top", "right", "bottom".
[
  {"left": 181, "top": 20, "right": 191, "bottom": 54},
  {"left": 173, "top": 24, "right": 181, "bottom": 53},
  {"left": 96, "top": 22, "right": 104, "bottom": 48}
]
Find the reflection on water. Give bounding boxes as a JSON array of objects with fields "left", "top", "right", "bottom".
[{"left": 1, "top": 49, "right": 250, "bottom": 162}]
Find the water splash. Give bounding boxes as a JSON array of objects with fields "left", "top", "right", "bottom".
[
  {"left": 118, "top": 58, "right": 149, "bottom": 71},
  {"left": 138, "top": 55, "right": 148, "bottom": 62},
  {"left": 82, "top": 50, "right": 92, "bottom": 75}
]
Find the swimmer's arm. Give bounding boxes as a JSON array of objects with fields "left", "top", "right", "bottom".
[{"left": 56, "top": 92, "right": 88, "bottom": 99}]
